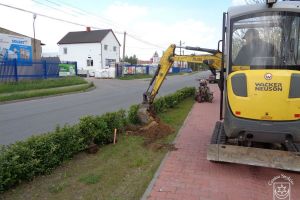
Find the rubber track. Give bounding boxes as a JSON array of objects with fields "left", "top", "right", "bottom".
[{"left": 210, "top": 121, "right": 226, "bottom": 145}]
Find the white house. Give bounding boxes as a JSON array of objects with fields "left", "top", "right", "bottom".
[{"left": 58, "top": 28, "right": 121, "bottom": 76}]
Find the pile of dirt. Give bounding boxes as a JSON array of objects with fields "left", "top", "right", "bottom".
[{"left": 126, "top": 118, "right": 176, "bottom": 151}]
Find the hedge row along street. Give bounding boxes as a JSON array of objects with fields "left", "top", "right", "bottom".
[{"left": 0, "top": 87, "right": 195, "bottom": 192}]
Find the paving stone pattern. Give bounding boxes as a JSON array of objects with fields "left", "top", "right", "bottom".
[{"left": 146, "top": 85, "right": 300, "bottom": 200}]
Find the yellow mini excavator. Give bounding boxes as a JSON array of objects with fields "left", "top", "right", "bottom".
[
  {"left": 207, "top": 0, "right": 300, "bottom": 171},
  {"left": 137, "top": 44, "right": 222, "bottom": 124},
  {"left": 140, "top": 0, "right": 300, "bottom": 172}
]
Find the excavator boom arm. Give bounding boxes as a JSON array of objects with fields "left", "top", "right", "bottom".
[
  {"left": 172, "top": 53, "right": 222, "bottom": 75},
  {"left": 143, "top": 45, "right": 176, "bottom": 104},
  {"left": 144, "top": 44, "right": 222, "bottom": 105}
]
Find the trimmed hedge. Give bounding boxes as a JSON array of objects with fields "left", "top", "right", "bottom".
[
  {"left": 0, "top": 125, "right": 84, "bottom": 191},
  {"left": 153, "top": 87, "right": 195, "bottom": 114},
  {"left": 78, "top": 110, "right": 127, "bottom": 146},
  {"left": 0, "top": 87, "right": 195, "bottom": 192},
  {"left": 128, "top": 104, "right": 141, "bottom": 124}
]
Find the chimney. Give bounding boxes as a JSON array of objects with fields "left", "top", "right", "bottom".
[{"left": 86, "top": 27, "right": 91, "bottom": 32}]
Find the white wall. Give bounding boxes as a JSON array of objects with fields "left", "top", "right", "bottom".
[
  {"left": 101, "top": 31, "right": 120, "bottom": 68},
  {"left": 58, "top": 30, "right": 121, "bottom": 72},
  {"left": 59, "top": 43, "right": 101, "bottom": 71}
]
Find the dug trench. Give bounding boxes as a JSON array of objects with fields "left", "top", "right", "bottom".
[{"left": 125, "top": 118, "right": 178, "bottom": 151}]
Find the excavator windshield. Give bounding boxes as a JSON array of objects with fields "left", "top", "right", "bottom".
[{"left": 230, "top": 11, "right": 300, "bottom": 72}]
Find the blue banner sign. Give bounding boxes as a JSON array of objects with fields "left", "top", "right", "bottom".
[{"left": 0, "top": 33, "right": 32, "bottom": 63}]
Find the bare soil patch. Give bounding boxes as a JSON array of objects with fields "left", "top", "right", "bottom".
[{"left": 126, "top": 118, "right": 176, "bottom": 151}]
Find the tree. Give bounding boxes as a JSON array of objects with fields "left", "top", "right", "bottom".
[{"left": 123, "top": 55, "right": 138, "bottom": 65}]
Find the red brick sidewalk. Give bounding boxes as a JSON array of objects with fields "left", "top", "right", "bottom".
[{"left": 144, "top": 85, "right": 300, "bottom": 200}]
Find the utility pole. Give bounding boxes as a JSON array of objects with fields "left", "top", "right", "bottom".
[
  {"left": 179, "top": 40, "right": 182, "bottom": 67},
  {"left": 122, "top": 31, "right": 126, "bottom": 63},
  {"left": 33, "top": 13, "right": 37, "bottom": 60},
  {"left": 180, "top": 40, "right": 182, "bottom": 55},
  {"left": 183, "top": 50, "right": 185, "bottom": 68},
  {"left": 179, "top": 40, "right": 182, "bottom": 68}
]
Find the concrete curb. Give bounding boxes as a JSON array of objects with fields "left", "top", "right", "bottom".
[{"left": 140, "top": 102, "right": 196, "bottom": 200}]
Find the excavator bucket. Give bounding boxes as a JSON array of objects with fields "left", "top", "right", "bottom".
[
  {"left": 137, "top": 45, "right": 177, "bottom": 125},
  {"left": 207, "top": 122, "right": 300, "bottom": 172},
  {"left": 137, "top": 103, "right": 154, "bottom": 125}
]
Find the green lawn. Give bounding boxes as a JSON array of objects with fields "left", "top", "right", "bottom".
[
  {"left": 0, "top": 77, "right": 93, "bottom": 102},
  {"left": 0, "top": 82, "right": 94, "bottom": 102},
  {"left": 0, "top": 77, "right": 87, "bottom": 93},
  {"left": 2, "top": 97, "right": 194, "bottom": 200},
  {"left": 118, "top": 74, "right": 152, "bottom": 80}
]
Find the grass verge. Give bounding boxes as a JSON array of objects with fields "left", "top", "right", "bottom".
[
  {"left": 118, "top": 74, "right": 152, "bottom": 80},
  {"left": 1, "top": 97, "right": 194, "bottom": 200},
  {"left": 0, "top": 82, "right": 94, "bottom": 102},
  {"left": 0, "top": 77, "right": 87, "bottom": 93}
]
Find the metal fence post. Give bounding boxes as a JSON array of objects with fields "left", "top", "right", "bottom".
[
  {"left": 74, "top": 62, "right": 78, "bottom": 75},
  {"left": 43, "top": 60, "right": 47, "bottom": 79},
  {"left": 13, "top": 59, "right": 18, "bottom": 82}
]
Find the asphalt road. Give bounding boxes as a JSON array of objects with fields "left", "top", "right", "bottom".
[{"left": 0, "top": 71, "right": 211, "bottom": 145}]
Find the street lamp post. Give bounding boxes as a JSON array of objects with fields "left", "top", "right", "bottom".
[{"left": 33, "top": 13, "right": 37, "bottom": 60}]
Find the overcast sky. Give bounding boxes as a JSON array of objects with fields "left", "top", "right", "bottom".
[{"left": 0, "top": 0, "right": 247, "bottom": 60}]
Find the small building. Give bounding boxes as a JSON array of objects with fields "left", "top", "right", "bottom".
[
  {"left": 0, "top": 27, "right": 42, "bottom": 62},
  {"left": 137, "top": 52, "right": 160, "bottom": 66},
  {"left": 58, "top": 28, "right": 121, "bottom": 75},
  {"left": 152, "top": 51, "right": 160, "bottom": 64},
  {"left": 137, "top": 60, "right": 152, "bottom": 65}
]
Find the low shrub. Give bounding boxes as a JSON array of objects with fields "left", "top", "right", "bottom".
[
  {"left": 78, "top": 110, "right": 127, "bottom": 146},
  {"left": 153, "top": 87, "right": 195, "bottom": 113},
  {"left": 100, "top": 109, "right": 127, "bottom": 133},
  {"left": 0, "top": 125, "right": 84, "bottom": 191},
  {"left": 128, "top": 104, "right": 140, "bottom": 124},
  {"left": 0, "top": 87, "right": 195, "bottom": 192}
]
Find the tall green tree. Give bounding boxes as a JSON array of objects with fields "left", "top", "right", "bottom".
[{"left": 124, "top": 55, "right": 138, "bottom": 65}]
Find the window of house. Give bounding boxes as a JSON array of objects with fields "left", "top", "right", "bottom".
[
  {"left": 113, "top": 46, "right": 117, "bottom": 52},
  {"left": 105, "top": 59, "right": 116, "bottom": 67},
  {"left": 104, "top": 45, "right": 108, "bottom": 50},
  {"left": 87, "top": 57, "right": 93, "bottom": 66},
  {"left": 63, "top": 47, "right": 67, "bottom": 54}
]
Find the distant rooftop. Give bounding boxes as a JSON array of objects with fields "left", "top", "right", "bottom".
[{"left": 57, "top": 29, "right": 120, "bottom": 45}]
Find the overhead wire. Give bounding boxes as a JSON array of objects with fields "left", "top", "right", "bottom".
[
  {"left": 37, "top": 0, "right": 165, "bottom": 48},
  {"left": 127, "top": 33, "right": 165, "bottom": 49},
  {"left": 32, "top": 0, "right": 79, "bottom": 17},
  {"left": 0, "top": 1, "right": 165, "bottom": 50},
  {"left": 126, "top": 46, "right": 161, "bottom": 49},
  {"left": 39, "top": 0, "right": 123, "bottom": 30},
  {"left": 0, "top": 2, "right": 101, "bottom": 30},
  {"left": 32, "top": 0, "right": 123, "bottom": 33},
  {"left": 52, "top": 0, "right": 118, "bottom": 26}
]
